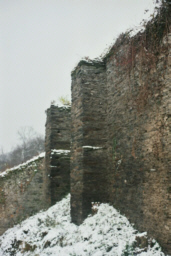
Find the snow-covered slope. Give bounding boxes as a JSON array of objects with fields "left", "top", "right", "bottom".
[{"left": 0, "top": 195, "right": 167, "bottom": 256}]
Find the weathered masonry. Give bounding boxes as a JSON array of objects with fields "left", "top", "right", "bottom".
[
  {"left": 44, "top": 105, "right": 71, "bottom": 205},
  {"left": 0, "top": 2, "right": 170, "bottom": 254},
  {"left": 0, "top": 105, "right": 71, "bottom": 236},
  {"left": 71, "top": 62, "right": 108, "bottom": 224},
  {"left": 0, "top": 154, "right": 46, "bottom": 235},
  {"left": 70, "top": 3, "right": 171, "bottom": 254}
]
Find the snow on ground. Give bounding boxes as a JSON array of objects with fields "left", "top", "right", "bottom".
[
  {"left": 0, "top": 195, "right": 167, "bottom": 256},
  {"left": 0, "top": 152, "right": 45, "bottom": 178}
]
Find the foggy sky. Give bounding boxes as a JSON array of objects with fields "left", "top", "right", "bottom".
[{"left": 0, "top": 0, "right": 156, "bottom": 152}]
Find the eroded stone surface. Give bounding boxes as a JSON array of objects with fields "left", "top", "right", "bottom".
[
  {"left": 44, "top": 105, "right": 71, "bottom": 206},
  {"left": 0, "top": 156, "right": 46, "bottom": 235},
  {"left": 70, "top": 19, "right": 171, "bottom": 254},
  {"left": 71, "top": 62, "right": 108, "bottom": 224}
]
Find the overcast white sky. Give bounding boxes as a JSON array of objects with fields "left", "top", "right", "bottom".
[{"left": 0, "top": 0, "right": 157, "bottom": 153}]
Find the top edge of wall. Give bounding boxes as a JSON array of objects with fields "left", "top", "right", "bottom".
[
  {"left": 103, "top": 1, "right": 171, "bottom": 62},
  {"left": 71, "top": 60, "right": 106, "bottom": 77},
  {"left": 72, "top": 1, "right": 171, "bottom": 77},
  {"left": 46, "top": 105, "right": 71, "bottom": 113}
]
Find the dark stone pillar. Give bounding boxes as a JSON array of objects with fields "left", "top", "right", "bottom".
[
  {"left": 44, "top": 105, "right": 71, "bottom": 205},
  {"left": 71, "top": 61, "right": 108, "bottom": 224}
]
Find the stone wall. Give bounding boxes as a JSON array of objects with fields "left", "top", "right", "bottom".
[
  {"left": 71, "top": 62, "right": 108, "bottom": 224},
  {"left": 0, "top": 154, "right": 46, "bottom": 235},
  {"left": 0, "top": 3, "right": 170, "bottom": 253},
  {"left": 0, "top": 104, "right": 71, "bottom": 236},
  {"left": 106, "top": 29, "right": 171, "bottom": 254},
  {"left": 44, "top": 105, "right": 71, "bottom": 206},
  {"left": 70, "top": 4, "right": 171, "bottom": 253}
]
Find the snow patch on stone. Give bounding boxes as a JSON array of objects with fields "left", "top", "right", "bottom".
[
  {"left": 51, "top": 149, "right": 70, "bottom": 155},
  {"left": 0, "top": 152, "right": 45, "bottom": 178},
  {"left": 82, "top": 146, "right": 103, "bottom": 150}
]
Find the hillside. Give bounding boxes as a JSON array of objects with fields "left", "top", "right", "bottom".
[{"left": 0, "top": 195, "right": 167, "bottom": 256}]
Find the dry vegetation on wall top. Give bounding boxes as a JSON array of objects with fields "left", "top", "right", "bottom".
[
  {"left": 104, "top": 0, "right": 171, "bottom": 62},
  {"left": 102, "top": 0, "right": 171, "bottom": 114},
  {"left": 71, "top": 1, "right": 171, "bottom": 79}
]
